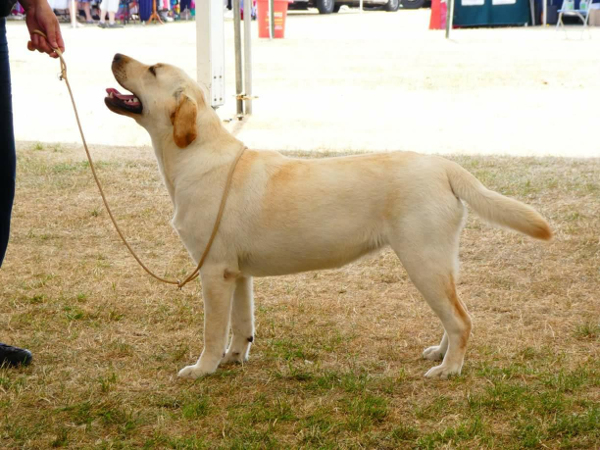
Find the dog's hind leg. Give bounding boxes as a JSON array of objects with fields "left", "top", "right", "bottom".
[
  {"left": 395, "top": 243, "right": 471, "bottom": 378},
  {"left": 422, "top": 331, "right": 448, "bottom": 361},
  {"left": 422, "top": 279, "right": 471, "bottom": 379},
  {"left": 178, "top": 265, "right": 237, "bottom": 379},
  {"left": 222, "top": 276, "right": 255, "bottom": 365},
  {"left": 390, "top": 203, "right": 471, "bottom": 379}
]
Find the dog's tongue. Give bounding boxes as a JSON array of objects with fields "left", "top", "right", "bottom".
[{"left": 106, "top": 88, "right": 140, "bottom": 105}]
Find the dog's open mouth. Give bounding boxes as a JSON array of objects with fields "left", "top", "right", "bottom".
[{"left": 104, "top": 88, "right": 143, "bottom": 115}]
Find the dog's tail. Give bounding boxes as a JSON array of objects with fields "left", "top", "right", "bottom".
[{"left": 444, "top": 160, "right": 552, "bottom": 240}]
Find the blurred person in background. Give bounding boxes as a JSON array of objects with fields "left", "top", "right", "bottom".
[
  {"left": 78, "top": 0, "right": 95, "bottom": 23},
  {"left": 98, "top": 0, "right": 123, "bottom": 27}
]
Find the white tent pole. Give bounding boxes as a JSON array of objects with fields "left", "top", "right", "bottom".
[
  {"left": 196, "top": 0, "right": 225, "bottom": 108},
  {"left": 243, "top": 0, "right": 253, "bottom": 114},
  {"left": 71, "top": 0, "right": 77, "bottom": 28},
  {"left": 269, "top": 0, "right": 274, "bottom": 39},
  {"left": 445, "top": 0, "right": 454, "bottom": 38},
  {"left": 543, "top": 0, "right": 547, "bottom": 25},
  {"left": 233, "top": 0, "right": 244, "bottom": 117}
]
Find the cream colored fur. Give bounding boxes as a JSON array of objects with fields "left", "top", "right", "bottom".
[{"left": 107, "top": 55, "right": 552, "bottom": 380}]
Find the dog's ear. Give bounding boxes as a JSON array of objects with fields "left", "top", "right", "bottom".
[{"left": 171, "top": 94, "right": 198, "bottom": 149}]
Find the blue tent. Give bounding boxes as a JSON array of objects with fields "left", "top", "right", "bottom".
[{"left": 453, "top": 0, "right": 531, "bottom": 26}]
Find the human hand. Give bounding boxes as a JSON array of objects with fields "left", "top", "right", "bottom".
[{"left": 23, "top": 0, "right": 65, "bottom": 58}]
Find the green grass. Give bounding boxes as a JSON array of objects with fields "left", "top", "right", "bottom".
[
  {"left": 574, "top": 322, "right": 600, "bottom": 340},
  {"left": 1, "top": 357, "right": 599, "bottom": 447}
]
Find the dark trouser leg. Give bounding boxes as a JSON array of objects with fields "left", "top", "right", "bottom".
[
  {"left": 0, "top": 20, "right": 30, "bottom": 367},
  {"left": 0, "top": 18, "right": 16, "bottom": 268}
]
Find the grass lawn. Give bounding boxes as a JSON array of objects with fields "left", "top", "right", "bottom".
[{"left": 1, "top": 143, "right": 598, "bottom": 449}]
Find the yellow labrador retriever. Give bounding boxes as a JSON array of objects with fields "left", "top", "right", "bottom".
[{"left": 105, "top": 54, "right": 552, "bottom": 380}]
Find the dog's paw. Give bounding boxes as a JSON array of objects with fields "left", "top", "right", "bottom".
[
  {"left": 424, "top": 364, "right": 462, "bottom": 379},
  {"left": 221, "top": 350, "right": 248, "bottom": 365},
  {"left": 422, "top": 345, "right": 445, "bottom": 361},
  {"left": 177, "top": 364, "right": 214, "bottom": 380}
]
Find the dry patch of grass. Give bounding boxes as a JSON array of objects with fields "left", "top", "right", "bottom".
[{"left": 1, "top": 142, "right": 599, "bottom": 448}]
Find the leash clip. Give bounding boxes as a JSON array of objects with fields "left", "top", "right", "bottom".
[{"left": 235, "top": 94, "right": 259, "bottom": 101}]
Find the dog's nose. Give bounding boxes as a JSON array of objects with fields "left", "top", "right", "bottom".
[{"left": 113, "top": 53, "right": 123, "bottom": 64}]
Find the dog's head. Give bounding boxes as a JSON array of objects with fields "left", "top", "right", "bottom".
[{"left": 105, "top": 54, "right": 205, "bottom": 149}]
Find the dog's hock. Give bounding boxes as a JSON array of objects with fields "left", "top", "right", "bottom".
[{"left": 171, "top": 94, "right": 198, "bottom": 149}]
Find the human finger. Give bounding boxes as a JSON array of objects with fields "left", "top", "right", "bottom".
[
  {"left": 55, "top": 29, "right": 65, "bottom": 54},
  {"left": 44, "top": 21, "right": 59, "bottom": 52},
  {"left": 37, "top": 35, "right": 52, "bottom": 54},
  {"left": 31, "top": 32, "right": 40, "bottom": 51}
]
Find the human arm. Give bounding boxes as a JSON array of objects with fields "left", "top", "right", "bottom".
[{"left": 20, "top": 0, "right": 65, "bottom": 58}]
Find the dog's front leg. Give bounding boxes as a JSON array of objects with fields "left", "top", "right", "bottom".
[
  {"left": 223, "top": 276, "right": 254, "bottom": 365},
  {"left": 178, "top": 266, "right": 237, "bottom": 380}
]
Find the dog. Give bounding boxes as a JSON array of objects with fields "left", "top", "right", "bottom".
[{"left": 105, "top": 54, "right": 552, "bottom": 380}]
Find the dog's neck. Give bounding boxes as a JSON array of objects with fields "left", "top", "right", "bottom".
[
  {"left": 149, "top": 119, "right": 244, "bottom": 204},
  {"left": 151, "top": 138, "right": 177, "bottom": 201}
]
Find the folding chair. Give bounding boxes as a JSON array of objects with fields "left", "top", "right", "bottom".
[{"left": 556, "top": 0, "right": 592, "bottom": 35}]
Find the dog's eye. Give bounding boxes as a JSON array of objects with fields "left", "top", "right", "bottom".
[{"left": 149, "top": 66, "right": 157, "bottom": 76}]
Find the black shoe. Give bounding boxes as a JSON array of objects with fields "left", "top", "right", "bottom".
[{"left": 0, "top": 343, "right": 33, "bottom": 367}]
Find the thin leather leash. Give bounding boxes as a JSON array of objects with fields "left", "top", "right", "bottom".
[{"left": 31, "top": 30, "right": 245, "bottom": 289}]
